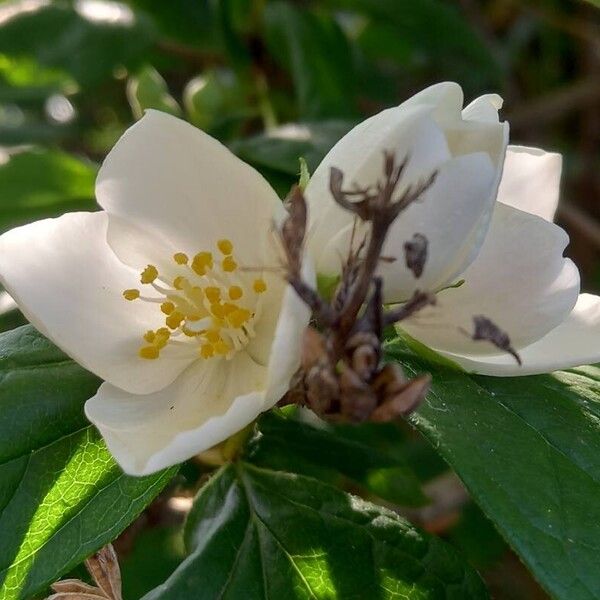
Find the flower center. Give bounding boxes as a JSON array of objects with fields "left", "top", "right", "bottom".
[{"left": 122, "top": 239, "right": 267, "bottom": 361}]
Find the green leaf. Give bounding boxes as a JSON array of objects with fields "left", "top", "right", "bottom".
[
  {"left": 386, "top": 335, "right": 600, "bottom": 600},
  {"left": 144, "top": 463, "right": 487, "bottom": 599},
  {"left": 0, "top": 149, "right": 96, "bottom": 233},
  {"left": 263, "top": 3, "right": 358, "bottom": 119},
  {"left": 248, "top": 410, "right": 427, "bottom": 506},
  {"left": 0, "top": 55, "right": 74, "bottom": 103},
  {"left": 330, "top": 0, "right": 503, "bottom": 90},
  {"left": 127, "top": 65, "right": 182, "bottom": 120},
  {"left": 183, "top": 70, "right": 249, "bottom": 135},
  {"left": 125, "top": 0, "right": 219, "bottom": 47},
  {"left": 0, "top": 326, "right": 176, "bottom": 599},
  {"left": 231, "top": 120, "right": 354, "bottom": 176},
  {"left": 0, "top": 0, "right": 156, "bottom": 88}
]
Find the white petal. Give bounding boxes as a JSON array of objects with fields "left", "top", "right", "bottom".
[
  {"left": 462, "top": 93, "right": 503, "bottom": 122},
  {"left": 0, "top": 212, "right": 195, "bottom": 394},
  {"left": 85, "top": 353, "right": 268, "bottom": 475},
  {"left": 263, "top": 260, "right": 314, "bottom": 403},
  {"left": 402, "top": 202, "right": 580, "bottom": 354},
  {"left": 439, "top": 294, "right": 600, "bottom": 376},
  {"left": 97, "top": 110, "right": 285, "bottom": 269},
  {"left": 401, "top": 81, "right": 464, "bottom": 121},
  {"left": 497, "top": 145, "right": 562, "bottom": 222},
  {"left": 317, "top": 152, "right": 497, "bottom": 301},
  {"left": 307, "top": 82, "right": 508, "bottom": 303},
  {"left": 306, "top": 106, "right": 452, "bottom": 255}
]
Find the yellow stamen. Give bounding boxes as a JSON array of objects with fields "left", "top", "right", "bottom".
[
  {"left": 200, "top": 344, "right": 214, "bottom": 359},
  {"left": 161, "top": 301, "right": 175, "bottom": 315},
  {"left": 205, "top": 330, "right": 220, "bottom": 344},
  {"left": 253, "top": 278, "right": 267, "bottom": 294},
  {"left": 217, "top": 239, "right": 233, "bottom": 255},
  {"left": 211, "top": 303, "right": 226, "bottom": 318},
  {"left": 228, "top": 285, "right": 243, "bottom": 300},
  {"left": 222, "top": 256, "right": 237, "bottom": 272},
  {"left": 143, "top": 330, "right": 156, "bottom": 343},
  {"left": 189, "top": 286, "right": 204, "bottom": 304},
  {"left": 154, "top": 329, "right": 171, "bottom": 349},
  {"left": 166, "top": 310, "right": 184, "bottom": 329},
  {"left": 139, "top": 346, "right": 159, "bottom": 359},
  {"left": 191, "top": 251, "right": 213, "bottom": 275},
  {"left": 228, "top": 308, "right": 252, "bottom": 329},
  {"left": 123, "top": 289, "right": 140, "bottom": 301},
  {"left": 141, "top": 265, "right": 158, "bottom": 284},
  {"left": 213, "top": 340, "right": 230, "bottom": 355},
  {"left": 173, "top": 252, "right": 188, "bottom": 265},
  {"left": 205, "top": 286, "right": 221, "bottom": 303},
  {"left": 182, "top": 326, "right": 199, "bottom": 337},
  {"left": 173, "top": 276, "right": 188, "bottom": 290},
  {"left": 222, "top": 303, "right": 237, "bottom": 316}
]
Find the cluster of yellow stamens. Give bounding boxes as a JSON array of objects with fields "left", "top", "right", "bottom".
[{"left": 122, "top": 239, "right": 267, "bottom": 361}]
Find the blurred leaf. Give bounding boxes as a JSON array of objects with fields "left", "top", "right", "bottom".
[
  {"left": 448, "top": 503, "right": 507, "bottom": 570},
  {"left": 0, "top": 109, "right": 74, "bottom": 146},
  {"left": 121, "top": 526, "right": 186, "bottom": 600},
  {"left": 231, "top": 120, "right": 353, "bottom": 175},
  {"left": 0, "top": 0, "right": 156, "bottom": 88},
  {"left": 264, "top": 2, "right": 358, "bottom": 119},
  {"left": 143, "top": 463, "right": 488, "bottom": 599},
  {"left": 124, "top": 0, "right": 218, "bottom": 46},
  {"left": 127, "top": 65, "right": 181, "bottom": 119},
  {"left": 0, "top": 149, "right": 96, "bottom": 233},
  {"left": 248, "top": 409, "right": 427, "bottom": 506},
  {"left": 387, "top": 334, "right": 600, "bottom": 600},
  {"left": 332, "top": 0, "right": 503, "bottom": 89},
  {"left": 0, "top": 55, "right": 75, "bottom": 103},
  {"left": 0, "top": 325, "right": 176, "bottom": 600},
  {"left": 183, "top": 69, "right": 249, "bottom": 133}
]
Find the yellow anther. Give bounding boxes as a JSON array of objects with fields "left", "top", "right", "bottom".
[
  {"left": 173, "top": 276, "right": 188, "bottom": 290},
  {"left": 205, "top": 286, "right": 221, "bottom": 303},
  {"left": 222, "top": 256, "right": 237, "bottom": 272},
  {"left": 228, "top": 308, "right": 252, "bottom": 329},
  {"left": 140, "top": 265, "right": 158, "bottom": 284},
  {"left": 154, "top": 329, "right": 171, "bottom": 349},
  {"left": 213, "top": 340, "right": 230, "bottom": 355},
  {"left": 173, "top": 252, "right": 188, "bottom": 265},
  {"left": 139, "top": 346, "right": 160, "bottom": 359},
  {"left": 143, "top": 330, "right": 156, "bottom": 343},
  {"left": 253, "top": 278, "right": 267, "bottom": 293},
  {"left": 182, "top": 326, "right": 199, "bottom": 337},
  {"left": 217, "top": 239, "right": 233, "bottom": 255},
  {"left": 191, "top": 251, "right": 213, "bottom": 275},
  {"left": 200, "top": 344, "right": 214, "bottom": 359},
  {"left": 222, "top": 303, "right": 237, "bottom": 316},
  {"left": 123, "top": 289, "right": 140, "bottom": 301},
  {"left": 189, "top": 286, "right": 204, "bottom": 304},
  {"left": 228, "top": 285, "right": 243, "bottom": 300},
  {"left": 211, "top": 303, "right": 226, "bottom": 318},
  {"left": 161, "top": 301, "right": 175, "bottom": 315},
  {"left": 205, "top": 330, "right": 221, "bottom": 344},
  {"left": 166, "top": 310, "right": 184, "bottom": 329}
]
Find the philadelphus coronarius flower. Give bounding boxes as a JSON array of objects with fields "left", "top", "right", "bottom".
[
  {"left": 306, "top": 82, "right": 600, "bottom": 375},
  {"left": 0, "top": 111, "right": 311, "bottom": 475}
]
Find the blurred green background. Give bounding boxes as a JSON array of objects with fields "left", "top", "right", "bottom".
[{"left": 0, "top": 0, "right": 598, "bottom": 598}]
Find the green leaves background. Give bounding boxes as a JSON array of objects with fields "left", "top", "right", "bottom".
[{"left": 0, "top": 0, "right": 598, "bottom": 599}]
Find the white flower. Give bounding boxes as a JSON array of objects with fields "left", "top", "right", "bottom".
[
  {"left": 307, "top": 82, "right": 600, "bottom": 376},
  {"left": 0, "top": 111, "right": 311, "bottom": 475}
]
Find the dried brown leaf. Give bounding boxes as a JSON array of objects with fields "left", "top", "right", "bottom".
[{"left": 85, "top": 545, "right": 122, "bottom": 600}]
